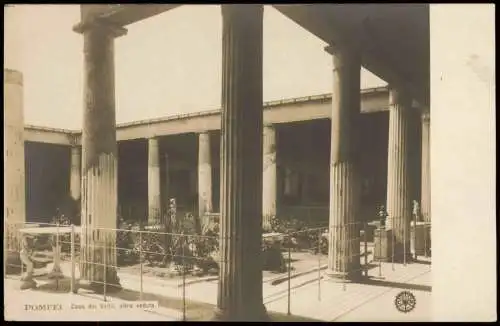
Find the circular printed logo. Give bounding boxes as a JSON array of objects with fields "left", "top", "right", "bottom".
[{"left": 394, "top": 291, "right": 416, "bottom": 313}]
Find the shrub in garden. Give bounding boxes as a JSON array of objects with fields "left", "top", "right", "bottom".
[
  {"left": 195, "top": 223, "right": 220, "bottom": 273},
  {"left": 169, "top": 213, "right": 219, "bottom": 274},
  {"left": 269, "top": 215, "right": 329, "bottom": 253},
  {"left": 116, "top": 219, "right": 140, "bottom": 266},
  {"left": 262, "top": 236, "right": 287, "bottom": 272},
  {"left": 136, "top": 220, "right": 169, "bottom": 267}
]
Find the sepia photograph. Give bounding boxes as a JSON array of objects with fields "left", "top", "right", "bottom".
[{"left": 3, "top": 4, "right": 496, "bottom": 322}]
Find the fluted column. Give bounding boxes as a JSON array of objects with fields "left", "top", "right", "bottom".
[
  {"left": 421, "top": 110, "right": 431, "bottom": 222},
  {"left": 324, "top": 46, "right": 362, "bottom": 280},
  {"left": 70, "top": 146, "right": 81, "bottom": 201},
  {"left": 73, "top": 20, "right": 127, "bottom": 292},
  {"left": 148, "top": 137, "right": 161, "bottom": 223},
  {"left": 4, "top": 69, "right": 26, "bottom": 257},
  {"left": 198, "top": 132, "right": 213, "bottom": 223},
  {"left": 262, "top": 124, "right": 277, "bottom": 231},
  {"left": 215, "top": 5, "right": 267, "bottom": 321},
  {"left": 385, "top": 88, "right": 412, "bottom": 262}
]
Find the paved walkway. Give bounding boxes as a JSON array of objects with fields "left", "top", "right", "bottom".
[
  {"left": 4, "top": 277, "right": 180, "bottom": 321},
  {"left": 178, "top": 259, "right": 432, "bottom": 321},
  {"left": 5, "top": 256, "right": 431, "bottom": 321},
  {"left": 265, "top": 261, "right": 431, "bottom": 321}
]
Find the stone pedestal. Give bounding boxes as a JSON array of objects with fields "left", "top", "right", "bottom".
[
  {"left": 214, "top": 4, "right": 267, "bottom": 321},
  {"left": 411, "top": 222, "right": 431, "bottom": 256},
  {"left": 374, "top": 228, "right": 393, "bottom": 262},
  {"left": 362, "top": 223, "right": 377, "bottom": 242}
]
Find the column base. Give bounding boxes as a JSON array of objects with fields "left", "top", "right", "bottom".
[
  {"left": 391, "top": 252, "right": 415, "bottom": 264},
  {"left": 48, "top": 265, "right": 64, "bottom": 279},
  {"left": 211, "top": 303, "right": 269, "bottom": 322},
  {"left": 79, "top": 269, "right": 122, "bottom": 294},
  {"left": 374, "top": 228, "right": 392, "bottom": 261},
  {"left": 414, "top": 249, "right": 432, "bottom": 257},
  {"left": 324, "top": 268, "right": 363, "bottom": 283},
  {"left": 262, "top": 215, "right": 274, "bottom": 233},
  {"left": 20, "top": 278, "right": 37, "bottom": 290},
  {"left": 411, "top": 223, "right": 431, "bottom": 256},
  {"left": 89, "top": 281, "right": 122, "bottom": 294}
]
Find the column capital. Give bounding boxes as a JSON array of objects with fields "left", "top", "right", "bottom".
[
  {"left": 325, "top": 45, "right": 361, "bottom": 77},
  {"left": 324, "top": 44, "right": 336, "bottom": 56},
  {"left": 73, "top": 19, "right": 127, "bottom": 38},
  {"left": 388, "top": 86, "right": 412, "bottom": 107},
  {"left": 325, "top": 44, "right": 360, "bottom": 60},
  {"left": 68, "top": 134, "right": 80, "bottom": 147},
  {"left": 421, "top": 110, "right": 430, "bottom": 123},
  {"left": 324, "top": 38, "right": 361, "bottom": 56}
]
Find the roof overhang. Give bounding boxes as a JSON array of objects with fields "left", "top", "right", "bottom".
[
  {"left": 274, "top": 4, "right": 430, "bottom": 108},
  {"left": 75, "top": 4, "right": 181, "bottom": 29},
  {"left": 73, "top": 4, "right": 429, "bottom": 108}
]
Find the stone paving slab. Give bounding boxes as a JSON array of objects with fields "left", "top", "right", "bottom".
[
  {"left": 264, "top": 260, "right": 432, "bottom": 321},
  {"left": 335, "top": 272, "right": 431, "bottom": 322},
  {"left": 6, "top": 254, "right": 431, "bottom": 321}
]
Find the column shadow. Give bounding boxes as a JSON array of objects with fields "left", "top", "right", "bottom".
[{"left": 355, "top": 277, "right": 432, "bottom": 292}]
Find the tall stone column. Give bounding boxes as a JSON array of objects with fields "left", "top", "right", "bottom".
[
  {"left": 163, "top": 153, "right": 170, "bottom": 217},
  {"left": 262, "top": 124, "right": 277, "bottom": 231},
  {"left": 148, "top": 137, "right": 161, "bottom": 224},
  {"left": 324, "top": 46, "right": 362, "bottom": 280},
  {"left": 385, "top": 88, "right": 412, "bottom": 262},
  {"left": 4, "top": 69, "right": 26, "bottom": 265},
  {"left": 190, "top": 169, "right": 197, "bottom": 205},
  {"left": 215, "top": 4, "right": 267, "bottom": 321},
  {"left": 421, "top": 110, "right": 431, "bottom": 222},
  {"left": 198, "top": 132, "right": 213, "bottom": 224},
  {"left": 73, "top": 20, "right": 126, "bottom": 292},
  {"left": 70, "top": 146, "right": 81, "bottom": 201}
]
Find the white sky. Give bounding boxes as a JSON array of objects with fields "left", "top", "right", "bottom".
[{"left": 4, "top": 4, "right": 386, "bottom": 130}]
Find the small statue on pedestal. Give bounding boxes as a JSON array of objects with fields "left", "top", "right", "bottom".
[
  {"left": 412, "top": 200, "right": 421, "bottom": 223},
  {"left": 378, "top": 205, "right": 388, "bottom": 228}
]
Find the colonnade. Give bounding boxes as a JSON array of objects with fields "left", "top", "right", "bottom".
[{"left": 11, "top": 3, "right": 431, "bottom": 320}]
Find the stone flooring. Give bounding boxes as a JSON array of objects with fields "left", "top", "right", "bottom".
[
  {"left": 265, "top": 259, "right": 432, "bottom": 321},
  {"left": 5, "top": 253, "right": 431, "bottom": 322}
]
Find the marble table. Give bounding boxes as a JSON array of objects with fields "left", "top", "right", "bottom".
[{"left": 18, "top": 226, "right": 81, "bottom": 289}]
